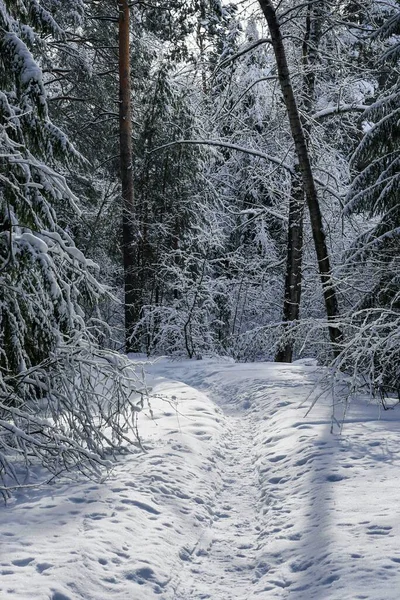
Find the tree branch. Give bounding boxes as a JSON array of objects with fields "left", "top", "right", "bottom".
[
  {"left": 148, "top": 139, "right": 343, "bottom": 200},
  {"left": 149, "top": 138, "right": 294, "bottom": 171},
  {"left": 312, "top": 103, "right": 368, "bottom": 120},
  {"left": 218, "top": 38, "right": 272, "bottom": 69}
]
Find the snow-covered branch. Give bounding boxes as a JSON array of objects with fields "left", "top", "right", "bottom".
[{"left": 312, "top": 104, "right": 368, "bottom": 120}]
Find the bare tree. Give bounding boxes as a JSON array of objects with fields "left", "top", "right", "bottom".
[
  {"left": 276, "top": 1, "right": 324, "bottom": 363},
  {"left": 258, "top": 0, "right": 342, "bottom": 356}
]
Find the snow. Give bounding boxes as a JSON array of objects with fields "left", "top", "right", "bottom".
[
  {"left": 1, "top": 358, "right": 400, "bottom": 599},
  {"left": 18, "top": 232, "right": 49, "bottom": 254},
  {"left": 362, "top": 120, "right": 374, "bottom": 133},
  {"left": 4, "top": 32, "right": 43, "bottom": 88}
]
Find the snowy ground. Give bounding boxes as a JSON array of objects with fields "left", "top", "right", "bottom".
[{"left": 1, "top": 358, "right": 400, "bottom": 600}]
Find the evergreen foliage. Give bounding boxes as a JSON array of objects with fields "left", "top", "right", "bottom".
[
  {"left": 0, "top": 0, "right": 142, "bottom": 495},
  {"left": 342, "top": 1, "right": 400, "bottom": 390}
]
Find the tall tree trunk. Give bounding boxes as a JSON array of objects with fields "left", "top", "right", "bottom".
[
  {"left": 118, "top": 0, "right": 137, "bottom": 351},
  {"left": 276, "top": 2, "right": 323, "bottom": 362},
  {"left": 258, "top": 0, "right": 342, "bottom": 355},
  {"left": 275, "top": 167, "right": 304, "bottom": 362}
]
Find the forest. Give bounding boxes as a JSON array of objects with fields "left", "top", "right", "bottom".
[{"left": 0, "top": 0, "right": 399, "bottom": 491}]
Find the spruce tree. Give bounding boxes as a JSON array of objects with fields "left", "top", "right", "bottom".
[
  {"left": 341, "top": 2, "right": 400, "bottom": 391},
  {"left": 0, "top": 0, "right": 142, "bottom": 495}
]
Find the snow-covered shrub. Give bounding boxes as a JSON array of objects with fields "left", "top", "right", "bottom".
[{"left": 0, "top": 343, "right": 144, "bottom": 498}]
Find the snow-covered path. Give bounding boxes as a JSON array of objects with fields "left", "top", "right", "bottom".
[
  {"left": 1, "top": 358, "right": 400, "bottom": 600},
  {"left": 173, "top": 414, "right": 263, "bottom": 600}
]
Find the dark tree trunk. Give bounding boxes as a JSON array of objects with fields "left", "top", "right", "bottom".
[
  {"left": 258, "top": 0, "right": 342, "bottom": 356},
  {"left": 275, "top": 166, "right": 304, "bottom": 362},
  {"left": 276, "top": 2, "right": 322, "bottom": 362},
  {"left": 118, "top": 0, "right": 138, "bottom": 351}
]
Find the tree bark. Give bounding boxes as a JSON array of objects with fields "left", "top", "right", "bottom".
[
  {"left": 258, "top": 0, "right": 342, "bottom": 355},
  {"left": 118, "top": 0, "right": 137, "bottom": 351},
  {"left": 275, "top": 167, "right": 304, "bottom": 362},
  {"left": 276, "top": 2, "right": 322, "bottom": 363}
]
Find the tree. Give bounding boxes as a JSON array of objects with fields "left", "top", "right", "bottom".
[
  {"left": 340, "top": 1, "right": 400, "bottom": 392},
  {"left": 257, "top": 0, "right": 342, "bottom": 356},
  {"left": 275, "top": 0, "right": 325, "bottom": 362},
  {"left": 118, "top": 0, "right": 138, "bottom": 350},
  {"left": 131, "top": 61, "right": 214, "bottom": 356},
  {"left": 0, "top": 0, "right": 142, "bottom": 497},
  {"left": 122, "top": 0, "right": 246, "bottom": 357}
]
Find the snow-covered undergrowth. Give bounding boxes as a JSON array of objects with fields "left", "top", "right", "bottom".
[{"left": 1, "top": 358, "right": 400, "bottom": 599}]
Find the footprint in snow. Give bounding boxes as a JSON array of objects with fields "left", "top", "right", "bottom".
[
  {"left": 322, "top": 574, "right": 341, "bottom": 585},
  {"left": 214, "top": 511, "right": 230, "bottom": 519},
  {"left": 120, "top": 499, "right": 160, "bottom": 514},
  {"left": 367, "top": 525, "right": 392, "bottom": 536},
  {"left": 115, "top": 551, "right": 130, "bottom": 559},
  {"left": 85, "top": 512, "right": 108, "bottom": 520},
  {"left": 12, "top": 557, "right": 34, "bottom": 567},
  {"left": 269, "top": 476, "right": 288, "bottom": 484},
  {"left": 269, "top": 454, "right": 287, "bottom": 463},
  {"left": 290, "top": 559, "right": 312, "bottom": 573},
  {"left": 37, "top": 562, "right": 53, "bottom": 573},
  {"left": 51, "top": 592, "right": 72, "bottom": 600},
  {"left": 125, "top": 565, "right": 168, "bottom": 588},
  {"left": 326, "top": 473, "right": 347, "bottom": 482}
]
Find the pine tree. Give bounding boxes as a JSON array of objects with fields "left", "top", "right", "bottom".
[
  {"left": 0, "top": 0, "right": 142, "bottom": 496},
  {"left": 346, "top": 6, "right": 400, "bottom": 267},
  {"left": 123, "top": 0, "right": 243, "bottom": 357}
]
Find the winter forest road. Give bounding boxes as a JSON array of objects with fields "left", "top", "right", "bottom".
[
  {"left": 2, "top": 359, "right": 400, "bottom": 600},
  {"left": 152, "top": 359, "right": 400, "bottom": 600},
  {"left": 154, "top": 359, "right": 321, "bottom": 600},
  {"left": 172, "top": 412, "right": 264, "bottom": 600}
]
